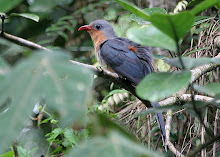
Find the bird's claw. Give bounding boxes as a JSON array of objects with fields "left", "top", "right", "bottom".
[{"left": 96, "top": 66, "right": 104, "bottom": 72}]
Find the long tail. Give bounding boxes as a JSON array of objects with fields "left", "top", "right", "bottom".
[{"left": 152, "top": 102, "right": 167, "bottom": 150}]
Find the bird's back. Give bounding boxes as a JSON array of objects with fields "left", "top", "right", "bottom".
[{"left": 98, "top": 37, "right": 153, "bottom": 85}]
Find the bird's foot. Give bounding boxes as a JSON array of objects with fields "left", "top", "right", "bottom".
[{"left": 96, "top": 66, "right": 104, "bottom": 72}]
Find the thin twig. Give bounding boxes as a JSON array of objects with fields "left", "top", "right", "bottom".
[
  {"left": 13, "top": 141, "right": 19, "bottom": 157},
  {"left": 189, "top": 87, "right": 214, "bottom": 137},
  {"left": 213, "top": 109, "right": 219, "bottom": 157},
  {"left": 201, "top": 109, "right": 207, "bottom": 157},
  {"left": 38, "top": 104, "right": 47, "bottom": 127},
  {"left": 166, "top": 110, "right": 185, "bottom": 157},
  {"left": 0, "top": 15, "right": 5, "bottom": 35},
  {"left": 186, "top": 134, "right": 220, "bottom": 157},
  {"left": 0, "top": 32, "right": 52, "bottom": 52}
]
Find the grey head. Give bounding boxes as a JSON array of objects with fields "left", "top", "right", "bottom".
[{"left": 89, "top": 19, "right": 117, "bottom": 39}]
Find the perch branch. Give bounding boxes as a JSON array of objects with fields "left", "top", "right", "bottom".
[
  {"left": 159, "top": 94, "right": 213, "bottom": 106},
  {"left": 0, "top": 32, "right": 52, "bottom": 52},
  {"left": 1, "top": 31, "right": 219, "bottom": 156},
  {"left": 0, "top": 31, "right": 152, "bottom": 108}
]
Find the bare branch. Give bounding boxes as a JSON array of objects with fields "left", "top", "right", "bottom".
[
  {"left": 0, "top": 31, "right": 152, "bottom": 108},
  {"left": 166, "top": 110, "right": 185, "bottom": 157},
  {"left": 213, "top": 109, "right": 219, "bottom": 157},
  {"left": 0, "top": 31, "right": 52, "bottom": 52},
  {"left": 160, "top": 94, "right": 213, "bottom": 106}
]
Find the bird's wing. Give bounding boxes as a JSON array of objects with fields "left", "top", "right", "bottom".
[
  {"left": 116, "top": 37, "right": 154, "bottom": 73},
  {"left": 99, "top": 38, "right": 147, "bottom": 85}
]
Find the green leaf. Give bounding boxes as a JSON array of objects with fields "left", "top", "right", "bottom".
[
  {"left": 0, "top": 51, "right": 93, "bottom": 153},
  {"left": 46, "top": 128, "right": 64, "bottom": 145},
  {"left": 136, "top": 71, "right": 191, "bottom": 102},
  {"left": 153, "top": 55, "right": 169, "bottom": 60},
  {"left": 10, "top": 13, "right": 39, "bottom": 22},
  {"left": 29, "top": 0, "right": 60, "bottom": 12},
  {"left": 17, "top": 146, "right": 38, "bottom": 157},
  {"left": 193, "top": 16, "right": 213, "bottom": 26},
  {"left": 167, "top": 57, "right": 220, "bottom": 70},
  {"left": 183, "top": 47, "right": 210, "bottom": 56},
  {"left": 212, "top": 94, "right": 220, "bottom": 109},
  {"left": 0, "top": 151, "right": 14, "bottom": 157},
  {"left": 0, "top": 57, "right": 10, "bottom": 80},
  {"left": 127, "top": 25, "right": 176, "bottom": 51},
  {"left": 193, "top": 83, "right": 220, "bottom": 97},
  {"left": 135, "top": 105, "right": 184, "bottom": 118},
  {"left": 184, "top": 101, "right": 207, "bottom": 119},
  {"left": 64, "top": 128, "right": 78, "bottom": 145},
  {"left": 68, "top": 131, "right": 162, "bottom": 157},
  {"left": 130, "top": 8, "right": 167, "bottom": 25},
  {"left": 115, "top": 0, "right": 149, "bottom": 20},
  {"left": 143, "top": 7, "right": 167, "bottom": 15},
  {"left": 0, "top": 38, "right": 27, "bottom": 56},
  {"left": 167, "top": 57, "right": 213, "bottom": 70},
  {"left": 0, "top": 0, "right": 24, "bottom": 12},
  {"left": 150, "top": 12, "right": 194, "bottom": 41},
  {"left": 102, "top": 89, "right": 128, "bottom": 102},
  {"left": 190, "top": 0, "right": 220, "bottom": 16},
  {"left": 156, "top": 59, "right": 171, "bottom": 72},
  {"left": 17, "top": 146, "right": 27, "bottom": 157}
]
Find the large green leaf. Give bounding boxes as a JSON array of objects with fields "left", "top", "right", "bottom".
[
  {"left": 29, "top": 0, "right": 60, "bottom": 12},
  {"left": 167, "top": 57, "right": 220, "bottom": 70},
  {"left": 127, "top": 25, "right": 176, "bottom": 51},
  {"left": 0, "top": 57, "right": 10, "bottom": 80},
  {"left": 10, "top": 13, "right": 39, "bottom": 22},
  {"left": 0, "top": 51, "right": 93, "bottom": 153},
  {"left": 183, "top": 47, "right": 210, "bottom": 56},
  {"left": 135, "top": 105, "right": 184, "bottom": 117},
  {"left": 0, "top": 0, "right": 24, "bottom": 12},
  {"left": 212, "top": 94, "right": 220, "bottom": 109},
  {"left": 0, "top": 151, "right": 14, "bottom": 157},
  {"left": 130, "top": 8, "right": 167, "bottom": 25},
  {"left": 190, "top": 0, "right": 220, "bottom": 15},
  {"left": 136, "top": 71, "right": 191, "bottom": 102},
  {"left": 150, "top": 12, "right": 194, "bottom": 41},
  {"left": 167, "top": 57, "right": 211, "bottom": 70},
  {"left": 68, "top": 131, "right": 162, "bottom": 157},
  {"left": 115, "top": 0, "right": 149, "bottom": 20},
  {"left": 193, "top": 83, "right": 220, "bottom": 97},
  {"left": 184, "top": 101, "right": 207, "bottom": 119}
]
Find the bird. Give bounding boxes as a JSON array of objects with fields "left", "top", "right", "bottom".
[{"left": 78, "top": 19, "right": 166, "bottom": 147}]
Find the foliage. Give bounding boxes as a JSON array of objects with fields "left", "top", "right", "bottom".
[
  {"left": 0, "top": 50, "right": 93, "bottom": 153},
  {"left": 136, "top": 71, "right": 192, "bottom": 102},
  {"left": 0, "top": 0, "right": 219, "bottom": 156}
]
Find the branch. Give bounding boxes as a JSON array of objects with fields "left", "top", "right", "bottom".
[
  {"left": 0, "top": 31, "right": 152, "bottom": 108},
  {"left": 70, "top": 60, "right": 152, "bottom": 107},
  {"left": 166, "top": 110, "right": 185, "bottom": 157},
  {"left": 162, "top": 94, "right": 213, "bottom": 157},
  {"left": 159, "top": 94, "right": 213, "bottom": 106},
  {"left": 0, "top": 32, "right": 52, "bottom": 52}
]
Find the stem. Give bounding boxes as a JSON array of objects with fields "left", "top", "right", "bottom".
[
  {"left": 167, "top": 16, "right": 185, "bottom": 70},
  {"left": 0, "top": 15, "right": 5, "bottom": 35},
  {"left": 12, "top": 141, "right": 19, "bottom": 157},
  {"left": 190, "top": 86, "right": 214, "bottom": 136},
  {"left": 176, "top": 40, "right": 186, "bottom": 70}
]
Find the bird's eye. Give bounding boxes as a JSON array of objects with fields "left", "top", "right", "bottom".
[{"left": 95, "top": 24, "right": 102, "bottom": 30}]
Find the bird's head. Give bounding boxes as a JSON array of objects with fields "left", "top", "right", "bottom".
[
  {"left": 78, "top": 19, "right": 116, "bottom": 38},
  {"left": 78, "top": 20, "right": 116, "bottom": 50}
]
